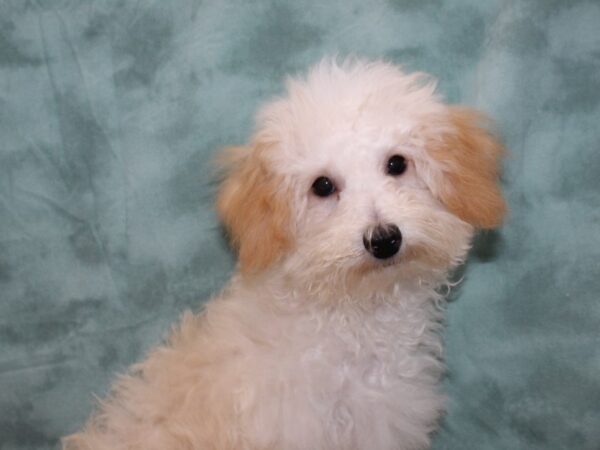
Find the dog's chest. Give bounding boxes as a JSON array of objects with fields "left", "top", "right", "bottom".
[
  {"left": 239, "top": 300, "right": 444, "bottom": 448},
  {"left": 293, "top": 303, "right": 440, "bottom": 391}
]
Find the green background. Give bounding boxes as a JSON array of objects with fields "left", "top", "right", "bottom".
[{"left": 1, "top": 1, "right": 599, "bottom": 448}]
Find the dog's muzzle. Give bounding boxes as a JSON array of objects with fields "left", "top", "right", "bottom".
[{"left": 363, "top": 224, "right": 402, "bottom": 259}]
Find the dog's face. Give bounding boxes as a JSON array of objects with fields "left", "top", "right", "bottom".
[{"left": 218, "top": 61, "right": 505, "bottom": 288}]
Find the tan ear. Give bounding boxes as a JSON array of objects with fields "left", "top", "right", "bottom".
[
  {"left": 426, "top": 107, "right": 507, "bottom": 228},
  {"left": 216, "top": 145, "right": 291, "bottom": 274}
]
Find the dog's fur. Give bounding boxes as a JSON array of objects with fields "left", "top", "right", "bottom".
[{"left": 64, "top": 59, "right": 505, "bottom": 450}]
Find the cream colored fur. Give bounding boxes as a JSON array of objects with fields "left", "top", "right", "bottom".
[{"left": 64, "top": 58, "right": 505, "bottom": 450}]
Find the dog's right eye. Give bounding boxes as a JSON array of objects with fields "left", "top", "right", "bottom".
[{"left": 312, "top": 176, "right": 336, "bottom": 197}]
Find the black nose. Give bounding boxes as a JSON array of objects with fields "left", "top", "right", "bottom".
[{"left": 363, "top": 224, "right": 402, "bottom": 259}]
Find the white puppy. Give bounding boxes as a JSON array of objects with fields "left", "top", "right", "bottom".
[{"left": 65, "top": 59, "right": 506, "bottom": 450}]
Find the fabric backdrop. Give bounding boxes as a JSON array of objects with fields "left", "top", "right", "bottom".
[{"left": 1, "top": 1, "right": 599, "bottom": 449}]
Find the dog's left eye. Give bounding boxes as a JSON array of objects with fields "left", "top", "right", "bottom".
[
  {"left": 312, "top": 176, "right": 336, "bottom": 197},
  {"left": 386, "top": 155, "right": 407, "bottom": 176}
]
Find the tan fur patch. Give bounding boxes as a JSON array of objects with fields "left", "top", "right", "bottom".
[
  {"left": 426, "top": 107, "right": 507, "bottom": 228},
  {"left": 216, "top": 145, "right": 292, "bottom": 274}
]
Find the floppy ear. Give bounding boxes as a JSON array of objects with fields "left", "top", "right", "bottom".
[
  {"left": 424, "top": 107, "right": 507, "bottom": 228},
  {"left": 216, "top": 145, "right": 292, "bottom": 274}
]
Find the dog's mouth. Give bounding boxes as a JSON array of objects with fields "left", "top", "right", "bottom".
[
  {"left": 379, "top": 257, "right": 400, "bottom": 267},
  {"left": 354, "top": 251, "right": 403, "bottom": 275}
]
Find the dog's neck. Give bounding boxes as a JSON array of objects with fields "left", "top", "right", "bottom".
[{"left": 230, "top": 264, "right": 449, "bottom": 317}]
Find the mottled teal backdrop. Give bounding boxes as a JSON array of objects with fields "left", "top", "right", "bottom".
[{"left": 1, "top": 1, "right": 599, "bottom": 449}]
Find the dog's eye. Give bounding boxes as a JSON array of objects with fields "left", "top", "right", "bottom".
[
  {"left": 312, "top": 176, "right": 336, "bottom": 197},
  {"left": 386, "top": 155, "right": 407, "bottom": 176}
]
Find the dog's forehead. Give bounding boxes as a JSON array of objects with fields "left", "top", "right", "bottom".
[
  {"left": 309, "top": 126, "right": 395, "bottom": 163},
  {"left": 269, "top": 125, "right": 383, "bottom": 175},
  {"left": 271, "top": 113, "right": 421, "bottom": 177}
]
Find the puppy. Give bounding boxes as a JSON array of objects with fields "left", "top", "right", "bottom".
[{"left": 64, "top": 59, "right": 506, "bottom": 450}]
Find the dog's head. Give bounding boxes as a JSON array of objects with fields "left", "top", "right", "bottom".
[{"left": 217, "top": 60, "right": 505, "bottom": 289}]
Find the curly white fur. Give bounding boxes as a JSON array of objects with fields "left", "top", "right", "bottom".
[{"left": 64, "top": 58, "right": 505, "bottom": 450}]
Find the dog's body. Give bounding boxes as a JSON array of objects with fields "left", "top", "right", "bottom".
[{"left": 65, "top": 59, "right": 505, "bottom": 450}]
